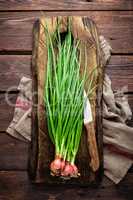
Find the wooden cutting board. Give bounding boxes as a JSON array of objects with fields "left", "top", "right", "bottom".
[{"left": 28, "top": 16, "right": 104, "bottom": 186}]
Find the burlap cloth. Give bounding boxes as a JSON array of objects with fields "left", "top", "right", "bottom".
[{"left": 6, "top": 36, "right": 133, "bottom": 184}]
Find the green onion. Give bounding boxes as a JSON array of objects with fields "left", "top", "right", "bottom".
[{"left": 43, "top": 18, "right": 97, "bottom": 178}]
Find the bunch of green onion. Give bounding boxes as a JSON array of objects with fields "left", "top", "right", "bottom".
[{"left": 44, "top": 21, "right": 87, "bottom": 178}]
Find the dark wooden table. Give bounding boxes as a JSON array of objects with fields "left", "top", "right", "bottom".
[{"left": 0, "top": 1, "right": 133, "bottom": 199}]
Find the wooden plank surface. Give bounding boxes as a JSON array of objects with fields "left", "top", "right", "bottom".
[
  {"left": 0, "top": 133, "right": 28, "bottom": 170},
  {"left": 0, "top": 0, "right": 133, "bottom": 11},
  {"left": 0, "top": 55, "right": 31, "bottom": 91},
  {"left": 0, "top": 11, "right": 133, "bottom": 53},
  {"left": 0, "top": 171, "right": 132, "bottom": 200},
  {"left": 106, "top": 55, "right": 133, "bottom": 91},
  {"left": 0, "top": 93, "right": 17, "bottom": 132},
  {"left": 0, "top": 55, "right": 133, "bottom": 92},
  {"left": 0, "top": 1, "right": 133, "bottom": 196}
]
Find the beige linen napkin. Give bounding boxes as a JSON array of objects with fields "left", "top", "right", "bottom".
[
  {"left": 6, "top": 77, "right": 32, "bottom": 141},
  {"left": 103, "top": 74, "right": 133, "bottom": 183}
]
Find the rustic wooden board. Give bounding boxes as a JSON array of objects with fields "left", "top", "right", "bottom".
[
  {"left": 0, "top": 171, "right": 133, "bottom": 200},
  {"left": 0, "top": 11, "right": 133, "bottom": 53},
  {"left": 0, "top": 55, "right": 133, "bottom": 92},
  {"left": 28, "top": 16, "right": 104, "bottom": 185},
  {"left": 0, "top": 0, "right": 133, "bottom": 11}
]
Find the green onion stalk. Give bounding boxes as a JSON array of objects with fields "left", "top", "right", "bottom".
[{"left": 44, "top": 19, "right": 87, "bottom": 178}]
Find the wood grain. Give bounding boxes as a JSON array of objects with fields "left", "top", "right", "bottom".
[
  {"left": 0, "top": 0, "right": 132, "bottom": 11},
  {"left": 0, "top": 11, "right": 133, "bottom": 53},
  {"left": 0, "top": 171, "right": 132, "bottom": 200},
  {"left": 0, "top": 55, "right": 133, "bottom": 92},
  {"left": 106, "top": 55, "right": 133, "bottom": 92},
  {"left": 0, "top": 133, "right": 28, "bottom": 170},
  {"left": 0, "top": 93, "right": 17, "bottom": 132},
  {"left": 0, "top": 55, "right": 31, "bottom": 91}
]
